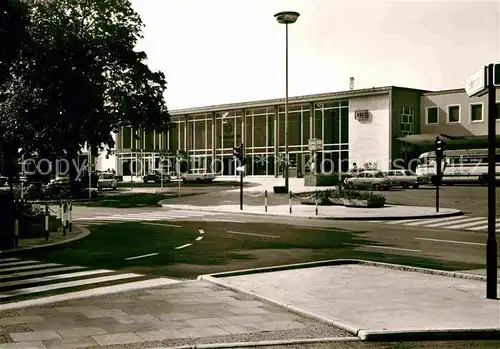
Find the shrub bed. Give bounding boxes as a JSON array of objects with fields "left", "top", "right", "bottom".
[{"left": 300, "top": 188, "right": 386, "bottom": 208}]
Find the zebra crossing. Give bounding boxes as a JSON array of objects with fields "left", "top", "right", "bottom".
[
  {"left": 73, "top": 209, "right": 245, "bottom": 223},
  {"left": 0, "top": 257, "right": 159, "bottom": 303},
  {"left": 369, "top": 215, "right": 500, "bottom": 232}
]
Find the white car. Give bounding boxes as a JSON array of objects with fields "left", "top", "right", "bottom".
[
  {"left": 344, "top": 170, "right": 394, "bottom": 190},
  {"left": 182, "top": 168, "right": 216, "bottom": 183},
  {"left": 97, "top": 172, "right": 117, "bottom": 191}
]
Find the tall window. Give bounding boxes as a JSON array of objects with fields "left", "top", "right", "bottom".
[
  {"left": 470, "top": 103, "right": 483, "bottom": 122},
  {"left": 314, "top": 101, "right": 349, "bottom": 147},
  {"left": 169, "top": 123, "right": 178, "bottom": 151},
  {"left": 447, "top": 105, "right": 460, "bottom": 123},
  {"left": 400, "top": 106, "right": 415, "bottom": 137},
  {"left": 426, "top": 106, "right": 438, "bottom": 124},
  {"left": 496, "top": 103, "right": 500, "bottom": 120}
]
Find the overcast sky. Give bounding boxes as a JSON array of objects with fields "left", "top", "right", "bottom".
[{"left": 130, "top": 0, "right": 500, "bottom": 110}]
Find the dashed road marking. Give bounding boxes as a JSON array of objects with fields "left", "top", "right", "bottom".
[
  {"left": 345, "top": 243, "right": 421, "bottom": 253},
  {"left": 142, "top": 222, "right": 182, "bottom": 228},
  {"left": 174, "top": 243, "right": 192, "bottom": 250},
  {"left": 415, "top": 237, "right": 485, "bottom": 246},
  {"left": 195, "top": 236, "right": 203, "bottom": 241},
  {"left": 198, "top": 229, "right": 205, "bottom": 235},
  {"left": 125, "top": 253, "right": 159, "bottom": 261},
  {"left": 226, "top": 231, "right": 280, "bottom": 239}
]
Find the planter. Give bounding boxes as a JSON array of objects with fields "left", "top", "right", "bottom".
[
  {"left": 343, "top": 198, "right": 384, "bottom": 208},
  {"left": 328, "top": 197, "right": 344, "bottom": 205},
  {"left": 273, "top": 186, "right": 288, "bottom": 194}
]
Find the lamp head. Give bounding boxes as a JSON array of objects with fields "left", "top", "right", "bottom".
[{"left": 274, "top": 11, "right": 300, "bottom": 24}]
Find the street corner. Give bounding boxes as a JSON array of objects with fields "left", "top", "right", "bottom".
[
  {"left": 159, "top": 203, "right": 464, "bottom": 221},
  {"left": 204, "top": 262, "right": 500, "bottom": 342}
]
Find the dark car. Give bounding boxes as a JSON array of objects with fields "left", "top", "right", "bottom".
[{"left": 143, "top": 170, "right": 171, "bottom": 184}]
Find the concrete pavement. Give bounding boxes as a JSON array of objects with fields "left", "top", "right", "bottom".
[
  {"left": 160, "top": 203, "right": 463, "bottom": 220},
  {"left": 199, "top": 260, "right": 500, "bottom": 341},
  {"left": 0, "top": 280, "right": 353, "bottom": 348}
]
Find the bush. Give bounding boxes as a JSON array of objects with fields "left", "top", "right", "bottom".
[
  {"left": 343, "top": 190, "right": 386, "bottom": 207},
  {"left": 304, "top": 188, "right": 386, "bottom": 207}
]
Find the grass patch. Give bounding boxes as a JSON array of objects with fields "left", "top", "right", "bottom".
[
  {"left": 23, "top": 221, "right": 484, "bottom": 279},
  {"left": 118, "top": 181, "right": 253, "bottom": 188},
  {"left": 74, "top": 192, "right": 201, "bottom": 208}
]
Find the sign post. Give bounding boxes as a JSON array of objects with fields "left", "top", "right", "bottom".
[
  {"left": 466, "top": 63, "right": 497, "bottom": 300},
  {"left": 486, "top": 63, "right": 497, "bottom": 300}
]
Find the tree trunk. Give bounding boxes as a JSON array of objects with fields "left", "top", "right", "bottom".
[{"left": 0, "top": 153, "right": 16, "bottom": 249}]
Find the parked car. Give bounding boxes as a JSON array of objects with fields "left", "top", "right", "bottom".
[
  {"left": 97, "top": 172, "right": 117, "bottom": 191},
  {"left": 143, "top": 170, "right": 171, "bottom": 184},
  {"left": 0, "top": 175, "right": 7, "bottom": 186},
  {"left": 383, "top": 169, "right": 425, "bottom": 189},
  {"left": 344, "top": 170, "right": 394, "bottom": 190},
  {"left": 182, "top": 168, "right": 216, "bottom": 183}
]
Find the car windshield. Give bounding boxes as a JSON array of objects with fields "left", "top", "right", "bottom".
[
  {"left": 374, "top": 172, "right": 385, "bottom": 178},
  {"left": 101, "top": 173, "right": 114, "bottom": 179},
  {"left": 404, "top": 170, "right": 413, "bottom": 176}
]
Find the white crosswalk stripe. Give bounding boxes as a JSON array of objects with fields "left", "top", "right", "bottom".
[
  {"left": 74, "top": 209, "right": 231, "bottom": 222},
  {"left": 0, "top": 258, "right": 167, "bottom": 303},
  {"left": 368, "top": 216, "right": 500, "bottom": 232}
]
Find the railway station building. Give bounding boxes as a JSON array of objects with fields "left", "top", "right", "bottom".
[{"left": 96, "top": 85, "right": 500, "bottom": 180}]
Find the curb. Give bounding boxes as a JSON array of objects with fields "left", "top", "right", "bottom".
[
  {"left": 0, "top": 225, "right": 91, "bottom": 257},
  {"left": 357, "top": 328, "right": 500, "bottom": 341},
  {"left": 160, "top": 204, "right": 463, "bottom": 221},
  {"left": 154, "top": 337, "right": 360, "bottom": 349},
  {"left": 201, "top": 258, "right": 499, "bottom": 282},
  {"left": 198, "top": 259, "right": 500, "bottom": 341}
]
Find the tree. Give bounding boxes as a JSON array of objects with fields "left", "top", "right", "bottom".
[
  {"left": 0, "top": 0, "right": 170, "bottom": 248},
  {"left": 3, "top": 0, "right": 169, "bottom": 171}
]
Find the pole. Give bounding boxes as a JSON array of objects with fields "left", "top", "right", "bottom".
[
  {"left": 20, "top": 154, "right": 24, "bottom": 200},
  {"left": 435, "top": 152, "right": 440, "bottom": 213},
  {"left": 265, "top": 190, "right": 268, "bottom": 212},
  {"left": 14, "top": 218, "right": 19, "bottom": 247},
  {"left": 240, "top": 170, "right": 243, "bottom": 211},
  {"left": 44, "top": 204, "right": 49, "bottom": 241},
  {"left": 88, "top": 145, "right": 91, "bottom": 199},
  {"left": 161, "top": 157, "right": 164, "bottom": 190},
  {"left": 284, "top": 22, "right": 289, "bottom": 192},
  {"left": 289, "top": 190, "right": 292, "bottom": 214},
  {"left": 315, "top": 191, "right": 318, "bottom": 216},
  {"left": 68, "top": 200, "right": 72, "bottom": 232},
  {"left": 62, "top": 201, "right": 67, "bottom": 236},
  {"left": 486, "top": 63, "right": 497, "bottom": 300}
]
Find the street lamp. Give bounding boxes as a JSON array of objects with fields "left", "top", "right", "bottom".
[{"left": 274, "top": 11, "right": 300, "bottom": 191}]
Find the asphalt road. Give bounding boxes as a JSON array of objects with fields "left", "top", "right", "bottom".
[{"left": 35, "top": 206, "right": 496, "bottom": 278}]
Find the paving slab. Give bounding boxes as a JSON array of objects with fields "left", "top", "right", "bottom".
[
  {"left": 207, "top": 263, "right": 500, "bottom": 340},
  {"left": 0, "top": 281, "right": 352, "bottom": 348},
  {"left": 161, "top": 203, "right": 462, "bottom": 220}
]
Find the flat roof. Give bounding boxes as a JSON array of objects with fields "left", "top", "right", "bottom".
[
  {"left": 422, "top": 88, "right": 466, "bottom": 96},
  {"left": 169, "top": 85, "right": 428, "bottom": 116}
]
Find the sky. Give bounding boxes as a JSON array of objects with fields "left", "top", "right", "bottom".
[{"left": 130, "top": 0, "right": 500, "bottom": 111}]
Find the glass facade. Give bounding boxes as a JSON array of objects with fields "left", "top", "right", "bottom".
[{"left": 114, "top": 99, "right": 350, "bottom": 178}]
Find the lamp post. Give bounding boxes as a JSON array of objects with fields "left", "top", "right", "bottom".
[{"left": 274, "top": 11, "right": 300, "bottom": 192}]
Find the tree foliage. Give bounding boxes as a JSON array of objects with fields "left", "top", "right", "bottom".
[{"left": 0, "top": 0, "right": 170, "bottom": 161}]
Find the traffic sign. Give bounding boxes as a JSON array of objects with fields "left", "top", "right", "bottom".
[
  {"left": 466, "top": 66, "right": 487, "bottom": 97},
  {"left": 236, "top": 166, "right": 246, "bottom": 172}
]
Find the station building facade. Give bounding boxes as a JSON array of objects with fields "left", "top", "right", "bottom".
[{"left": 103, "top": 86, "right": 429, "bottom": 179}]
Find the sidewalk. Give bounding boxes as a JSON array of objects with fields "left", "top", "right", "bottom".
[
  {"left": 0, "top": 226, "right": 88, "bottom": 258},
  {"left": 200, "top": 260, "right": 500, "bottom": 341},
  {"left": 160, "top": 203, "right": 462, "bottom": 220},
  {"left": 219, "top": 177, "right": 337, "bottom": 194},
  {"left": 0, "top": 261, "right": 497, "bottom": 348},
  {"left": 0, "top": 280, "right": 354, "bottom": 349}
]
